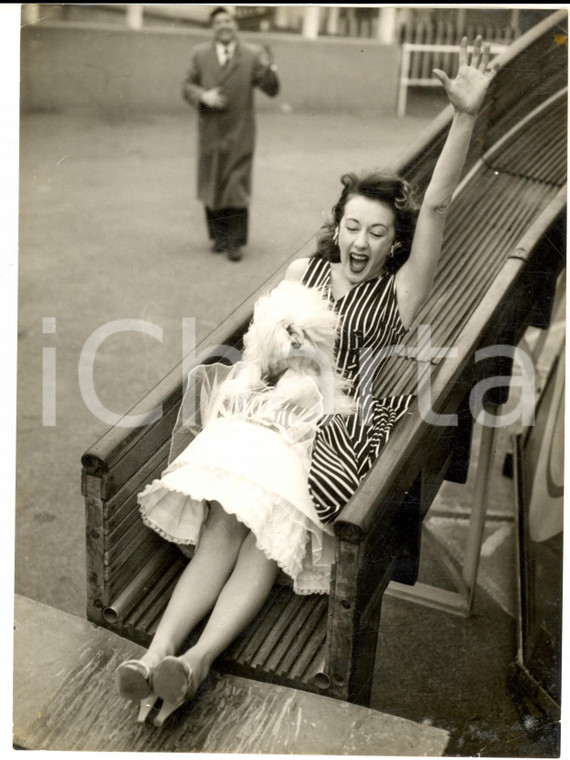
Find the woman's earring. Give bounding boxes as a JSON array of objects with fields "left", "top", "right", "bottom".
[
  {"left": 390, "top": 241, "right": 401, "bottom": 256},
  {"left": 333, "top": 227, "right": 339, "bottom": 246}
]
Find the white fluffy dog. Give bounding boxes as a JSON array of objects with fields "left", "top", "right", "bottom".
[{"left": 227, "top": 279, "right": 354, "bottom": 416}]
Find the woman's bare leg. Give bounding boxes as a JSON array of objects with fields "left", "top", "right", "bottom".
[
  {"left": 174, "top": 531, "right": 279, "bottom": 687},
  {"left": 140, "top": 501, "right": 249, "bottom": 668}
]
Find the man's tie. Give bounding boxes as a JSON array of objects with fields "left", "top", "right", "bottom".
[{"left": 222, "top": 45, "right": 231, "bottom": 68}]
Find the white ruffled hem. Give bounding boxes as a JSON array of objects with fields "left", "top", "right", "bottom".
[
  {"left": 138, "top": 461, "right": 332, "bottom": 595},
  {"left": 140, "top": 508, "right": 197, "bottom": 546}
]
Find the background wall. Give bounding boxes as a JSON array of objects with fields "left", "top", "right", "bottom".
[{"left": 20, "top": 23, "right": 400, "bottom": 116}]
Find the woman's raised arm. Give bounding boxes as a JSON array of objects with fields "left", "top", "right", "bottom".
[{"left": 396, "top": 36, "right": 495, "bottom": 328}]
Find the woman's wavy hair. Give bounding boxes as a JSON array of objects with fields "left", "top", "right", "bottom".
[{"left": 316, "top": 172, "right": 420, "bottom": 274}]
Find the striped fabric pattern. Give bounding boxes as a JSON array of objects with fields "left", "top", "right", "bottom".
[{"left": 302, "top": 256, "right": 414, "bottom": 523}]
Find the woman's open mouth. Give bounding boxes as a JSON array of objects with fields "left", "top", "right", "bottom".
[{"left": 349, "top": 252, "right": 369, "bottom": 274}]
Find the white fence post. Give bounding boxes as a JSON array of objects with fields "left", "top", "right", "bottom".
[
  {"left": 397, "top": 44, "right": 411, "bottom": 118},
  {"left": 302, "top": 7, "right": 320, "bottom": 40},
  {"left": 126, "top": 5, "right": 144, "bottom": 30},
  {"left": 274, "top": 7, "right": 290, "bottom": 29},
  {"left": 326, "top": 6, "right": 340, "bottom": 36},
  {"left": 376, "top": 7, "right": 397, "bottom": 44}
]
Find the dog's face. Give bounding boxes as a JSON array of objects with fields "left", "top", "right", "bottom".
[
  {"left": 243, "top": 281, "right": 339, "bottom": 384},
  {"left": 268, "top": 322, "right": 325, "bottom": 379},
  {"left": 249, "top": 320, "right": 322, "bottom": 382}
]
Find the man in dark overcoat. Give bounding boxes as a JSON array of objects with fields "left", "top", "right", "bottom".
[{"left": 182, "top": 7, "right": 280, "bottom": 261}]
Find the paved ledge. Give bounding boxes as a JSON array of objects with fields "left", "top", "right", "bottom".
[{"left": 13, "top": 594, "right": 449, "bottom": 754}]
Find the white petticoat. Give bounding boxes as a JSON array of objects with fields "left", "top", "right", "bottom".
[{"left": 138, "top": 417, "right": 335, "bottom": 595}]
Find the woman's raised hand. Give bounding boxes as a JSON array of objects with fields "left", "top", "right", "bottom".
[{"left": 433, "top": 36, "right": 495, "bottom": 116}]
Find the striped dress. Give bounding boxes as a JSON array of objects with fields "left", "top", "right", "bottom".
[{"left": 302, "top": 255, "right": 414, "bottom": 524}]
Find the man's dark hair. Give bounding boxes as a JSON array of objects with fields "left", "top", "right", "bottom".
[{"left": 210, "top": 7, "right": 231, "bottom": 23}]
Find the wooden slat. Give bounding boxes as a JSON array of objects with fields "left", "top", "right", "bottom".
[
  {"left": 81, "top": 386, "right": 181, "bottom": 477},
  {"left": 102, "top": 544, "right": 179, "bottom": 625},
  {"left": 228, "top": 589, "right": 284, "bottom": 662},
  {"left": 105, "top": 512, "right": 154, "bottom": 567},
  {"left": 289, "top": 608, "right": 328, "bottom": 681},
  {"left": 433, "top": 180, "right": 554, "bottom": 336},
  {"left": 145, "top": 574, "right": 193, "bottom": 638},
  {"left": 96, "top": 402, "right": 180, "bottom": 501},
  {"left": 488, "top": 92, "right": 567, "bottom": 180},
  {"left": 414, "top": 179, "right": 552, "bottom": 365},
  {"left": 123, "top": 555, "right": 186, "bottom": 635},
  {"left": 485, "top": 25, "right": 568, "bottom": 153},
  {"left": 213, "top": 587, "right": 331, "bottom": 693},
  {"left": 375, "top": 175, "right": 556, "bottom": 398},
  {"left": 106, "top": 530, "right": 165, "bottom": 600},
  {"left": 232, "top": 588, "right": 295, "bottom": 667},
  {"left": 263, "top": 595, "right": 322, "bottom": 674},
  {"left": 278, "top": 596, "right": 328, "bottom": 678},
  {"left": 102, "top": 450, "right": 169, "bottom": 558},
  {"left": 248, "top": 593, "right": 306, "bottom": 670},
  {"left": 104, "top": 500, "right": 141, "bottom": 544},
  {"left": 104, "top": 440, "right": 170, "bottom": 526},
  {"left": 298, "top": 640, "right": 329, "bottom": 686}
]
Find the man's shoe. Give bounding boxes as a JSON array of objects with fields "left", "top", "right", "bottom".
[
  {"left": 227, "top": 247, "right": 242, "bottom": 262},
  {"left": 211, "top": 241, "right": 226, "bottom": 253}
]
